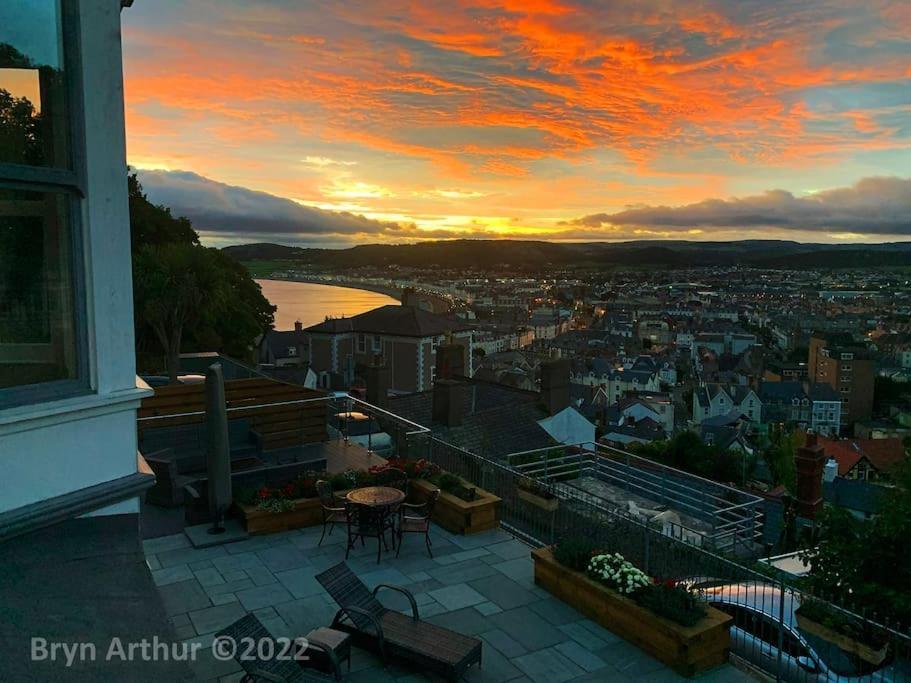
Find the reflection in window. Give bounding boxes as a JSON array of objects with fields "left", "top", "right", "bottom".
[
  {"left": 0, "top": 0, "right": 70, "bottom": 169},
  {"left": 0, "top": 189, "right": 78, "bottom": 389}
]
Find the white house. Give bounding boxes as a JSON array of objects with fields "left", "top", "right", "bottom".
[
  {"left": 693, "top": 384, "right": 762, "bottom": 424},
  {"left": 0, "top": 2, "right": 181, "bottom": 679}
]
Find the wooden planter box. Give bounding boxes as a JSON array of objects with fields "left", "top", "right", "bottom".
[
  {"left": 238, "top": 496, "right": 324, "bottom": 535},
  {"left": 410, "top": 478, "right": 501, "bottom": 535},
  {"left": 532, "top": 547, "right": 732, "bottom": 677},
  {"left": 238, "top": 488, "right": 355, "bottom": 535},
  {"left": 518, "top": 487, "right": 559, "bottom": 512},
  {"left": 795, "top": 610, "right": 888, "bottom": 665}
]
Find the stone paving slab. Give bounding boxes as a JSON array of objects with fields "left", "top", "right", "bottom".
[{"left": 144, "top": 522, "right": 747, "bottom": 683}]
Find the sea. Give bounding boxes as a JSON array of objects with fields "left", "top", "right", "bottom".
[{"left": 255, "top": 279, "right": 398, "bottom": 331}]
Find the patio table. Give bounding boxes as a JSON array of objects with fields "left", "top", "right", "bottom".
[
  {"left": 345, "top": 487, "right": 406, "bottom": 562},
  {"left": 346, "top": 486, "right": 406, "bottom": 508}
]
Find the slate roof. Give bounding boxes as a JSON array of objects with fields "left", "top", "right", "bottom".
[
  {"left": 389, "top": 381, "right": 556, "bottom": 459},
  {"left": 758, "top": 381, "right": 806, "bottom": 402},
  {"left": 306, "top": 304, "right": 469, "bottom": 337},
  {"left": 759, "top": 381, "right": 840, "bottom": 404},
  {"left": 697, "top": 383, "right": 755, "bottom": 407},
  {"left": 262, "top": 329, "right": 306, "bottom": 360}
]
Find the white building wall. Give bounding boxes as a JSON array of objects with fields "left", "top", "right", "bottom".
[{"left": 0, "top": 1, "right": 148, "bottom": 516}]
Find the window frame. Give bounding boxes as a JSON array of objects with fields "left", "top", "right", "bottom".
[{"left": 0, "top": 0, "right": 90, "bottom": 409}]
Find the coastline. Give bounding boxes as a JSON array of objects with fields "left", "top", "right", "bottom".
[{"left": 255, "top": 276, "right": 403, "bottom": 301}]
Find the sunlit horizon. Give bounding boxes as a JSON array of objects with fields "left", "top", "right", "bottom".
[{"left": 122, "top": 1, "right": 911, "bottom": 248}]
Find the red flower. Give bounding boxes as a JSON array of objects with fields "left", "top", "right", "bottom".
[
  {"left": 257, "top": 486, "right": 270, "bottom": 500},
  {"left": 282, "top": 483, "right": 295, "bottom": 498}
]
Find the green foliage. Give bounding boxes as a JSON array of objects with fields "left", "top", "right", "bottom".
[
  {"left": 633, "top": 582, "right": 708, "bottom": 627},
  {"left": 329, "top": 473, "right": 350, "bottom": 491},
  {"left": 874, "top": 376, "right": 907, "bottom": 413},
  {"left": 797, "top": 598, "right": 886, "bottom": 647},
  {"left": 763, "top": 426, "right": 797, "bottom": 492},
  {"left": 553, "top": 538, "right": 600, "bottom": 572},
  {"left": 128, "top": 173, "right": 199, "bottom": 249},
  {"left": 630, "top": 431, "right": 753, "bottom": 485},
  {"left": 800, "top": 460, "right": 911, "bottom": 625},
  {"left": 129, "top": 174, "right": 275, "bottom": 378}
]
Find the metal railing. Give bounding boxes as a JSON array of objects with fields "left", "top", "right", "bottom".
[
  {"left": 137, "top": 391, "right": 911, "bottom": 681},
  {"left": 505, "top": 441, "right": 764, "bottom": 555},
  {"left": 425, "top": 437, "right": 911, "bottom": 682},
  {"left": 137, "top": 393, "right": 430, "bottom": 463}
]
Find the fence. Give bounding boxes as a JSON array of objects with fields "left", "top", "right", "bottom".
[
  {"left": 427, "top": 437, "right": 911, "bottom": 682},
  {"left": 506, "top": 441, "right": 764, "bottom": 556},
  {"left": 137, "top": 390, "right": 430, "bottom": 471}
]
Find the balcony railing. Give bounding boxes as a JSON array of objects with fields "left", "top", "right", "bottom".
[{"left": 505, "top": 441, "right": 764, "bottom": 555}]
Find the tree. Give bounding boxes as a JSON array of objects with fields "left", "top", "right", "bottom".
[
  {"left": 800, "top": 460, "right": 911, "bottom": 624},
  {"left": 128, "top": 172, "right": 199, "bottom": 249},
  {"left": 129, "top": 175, "right": 275, "bottom": 380},
  {"left": 763, "top": 425, "right": 797, "bottom": 492},
  {"left": 630, "top": 431, "right": 753, "bottom": 486},
  {"left": 134, "top": 243, "right": 227, "bottom": 383}
]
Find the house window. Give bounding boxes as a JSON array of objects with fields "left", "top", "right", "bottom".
[
  {"left": 372, "top": 335, "right": 381, "bottom": 352},
  {"left": 356, "top": 333, "right": 366, "bottom": 353},
  {"left": 1, "top": 0, "right": 88, "bottom": 407}
]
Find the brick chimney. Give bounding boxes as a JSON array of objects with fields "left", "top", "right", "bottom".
[
  {"left": 364, "top": 358, "right": 389, "bottom": 408},
  {"left": 435, "top": 343, "right": 465, "bottom": 381},
  {"left": 795, "top": 432, "right": 826, "bottom": 519},
  {"left": 433, "top": 379, "right": 465, "bottom": 427},
  {"left": 541, "top": 358, "right": 571, "bottom": 416},
  {"left": 294, "top": 320, "right": 303, "bottom": 333}
]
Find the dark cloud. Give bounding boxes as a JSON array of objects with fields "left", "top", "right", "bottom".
[
  {"left": 568, "top": 176, "right": 911, "bottom": 235},
  {"left": 136, "top": 169, "right": 411, "bottom": 236}
]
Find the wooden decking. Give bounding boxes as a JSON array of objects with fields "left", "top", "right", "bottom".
[{"left": 291, "top": 439, "right": 388, "bottom": 474}]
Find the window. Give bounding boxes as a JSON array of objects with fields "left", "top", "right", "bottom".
[
  {"left": 356, "top": 333, "right": 366, "bottom": 354},
  {"left": 0, "top": 0, "right": 87, "bottom": 407},
  {"left": 372, "top": 335, "right": 381, "bottom": 352}
]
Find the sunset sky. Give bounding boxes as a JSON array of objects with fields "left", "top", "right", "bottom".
[{"left": 121, "top": 1, "right": 911, "bottom": 248}]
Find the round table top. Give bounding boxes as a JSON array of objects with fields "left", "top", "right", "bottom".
[{"left": 346, "top": 486, "right": 406, "bottom": 507}]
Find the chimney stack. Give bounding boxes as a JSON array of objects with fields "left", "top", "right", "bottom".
[
  {"left": 435, "top": 342, "right": 465, "bottom": 381},
  {"left": 294, "top": 320, "right": 303, "bottom": 333},
  {"left": 364, "top": 357, "right": 389, "bottom": 408},
  {"left": 433, "top": 379, "right": 465, "bottom": 427},
  {"left": 795, "top": 432, "right": 826, "bottom": 519},
  {"left": 541, "top": 358, "right": 571, "bottom": 416}
]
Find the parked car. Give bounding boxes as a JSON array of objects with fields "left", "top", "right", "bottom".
[{"left": 698, "top": 582, "right": 904, "bottom": 682}]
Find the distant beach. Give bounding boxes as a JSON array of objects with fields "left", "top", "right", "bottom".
[{"left": 255, "top": 279, "right": 399, "bottom": 330}]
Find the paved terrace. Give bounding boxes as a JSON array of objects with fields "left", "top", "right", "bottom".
[{"left": 145, "top": 524, "right": 752, "bottom": 683}]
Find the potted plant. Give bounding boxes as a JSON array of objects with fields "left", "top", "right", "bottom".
[
  {"left": 795, "top": 598, "right": 888, "bottom": 665},
  {"left": 517, "top": 477, "right": 559, "bottom": 512},
  {"left": 531, "top": 541, "right": 732, "bottom": 677}
]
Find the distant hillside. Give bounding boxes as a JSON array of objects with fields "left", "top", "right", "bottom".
[{"left": 222, "top": 239, "right": 911, "bottom": 270}]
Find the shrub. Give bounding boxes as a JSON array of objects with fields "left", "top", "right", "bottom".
[
  {"left": 633, "top": 581, "right": 707, "bottom": 627},
  {"left": 370, "top": 458, "right": 441, "bottom": 480},
  {"left": 328, "top": 473, "right": 350, "bottom": 491},
  {"left": 553, "top": 538, "right": 600, "bottom": 572},
  {"left": 517, "top": 477, "right": 556, "bottom": 500},
  {"left": 587, "top": 553, "right": 651, "bottom": 595},
  {"left": 797, "top": 598, "right": 886, "bottom": 647}
]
